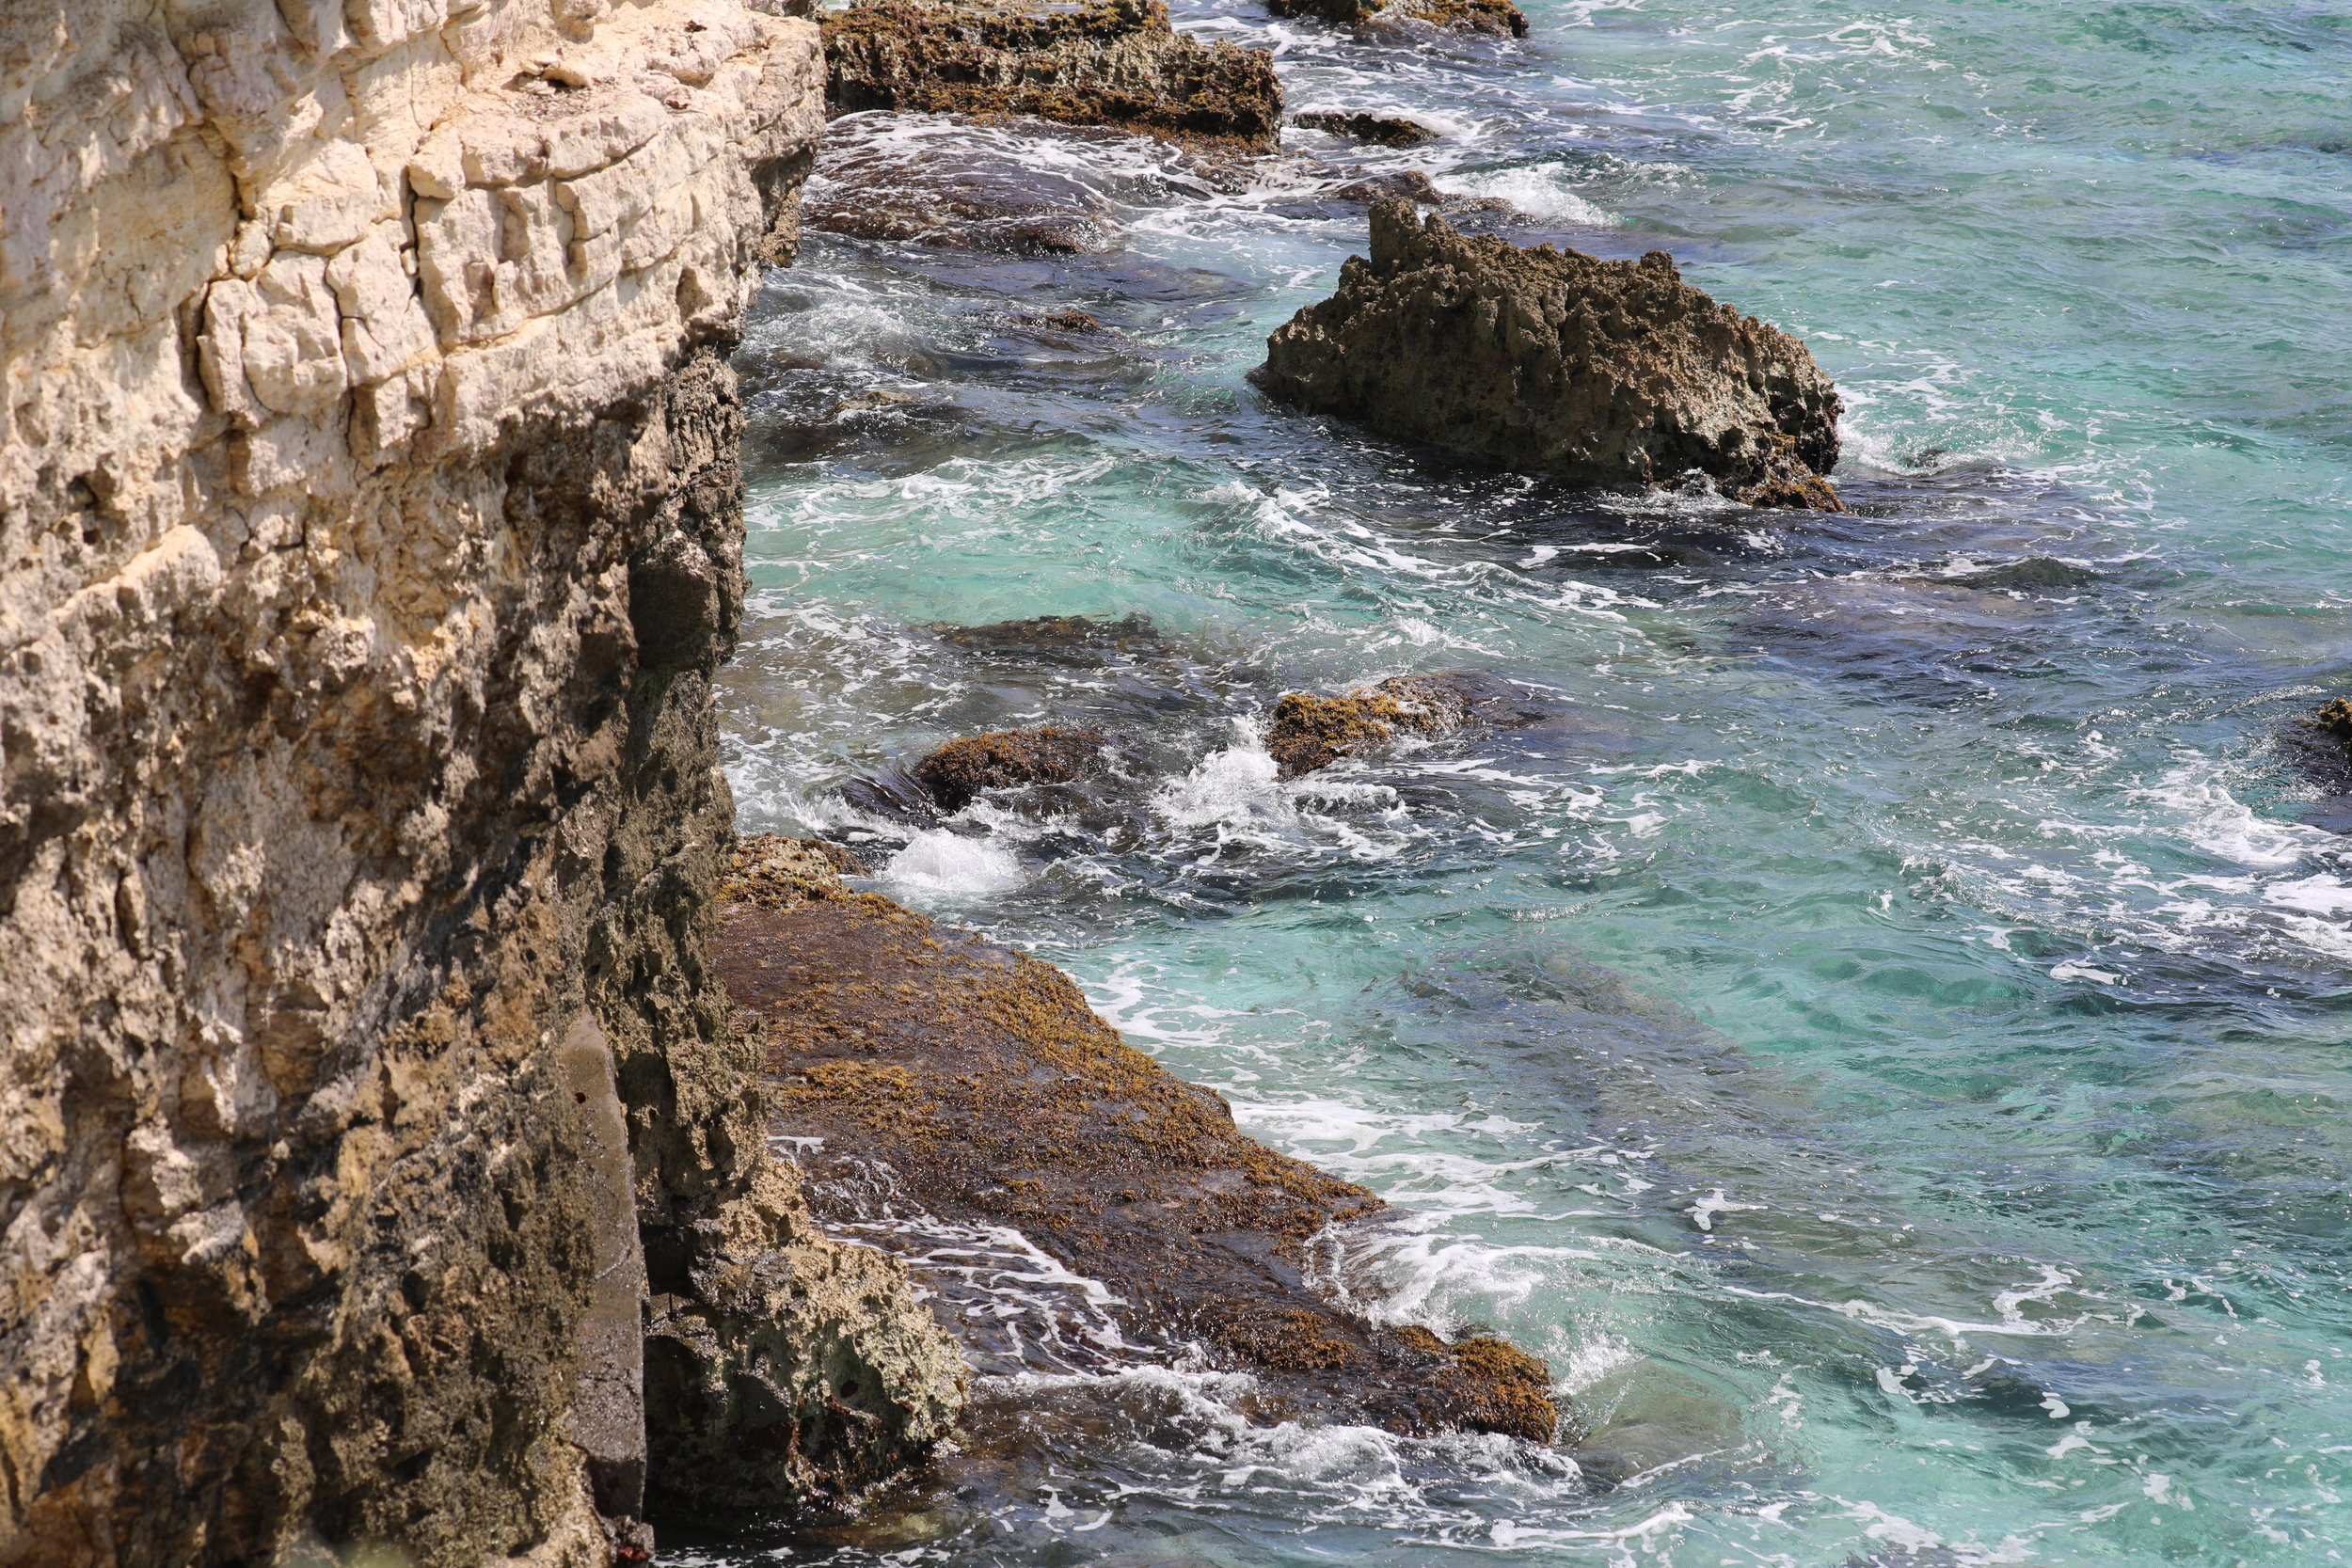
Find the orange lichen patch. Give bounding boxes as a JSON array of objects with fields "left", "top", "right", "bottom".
[
  {"left": 2312, "top": 698, "right": 2352, "bottom": 738},
  {"left": 1262, "top": 674, "right": 1472, "bottom": 779},
  {"left": 910, "top": 726, "right": 1111, "bottom": 811},
  {"left": 711, "top": 880, "right": 1559, "bottom": 1442}
]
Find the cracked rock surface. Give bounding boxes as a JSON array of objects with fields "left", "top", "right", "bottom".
[{"left": 0, "top": 5, "right": 960, "bottom": 1563}]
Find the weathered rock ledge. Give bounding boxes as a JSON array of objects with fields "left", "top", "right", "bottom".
[
  {"left": 716, "top": 838, "right": 1560, "bottom": 1442},
  {"left": 0, "top": 4, "right": 961, "bottom": 1563},
  {"left": 1269, "top": 0, "right": 1530, "bottom": 39},
  {"left": 1254, "top": 199, "right": 1848, "bottom": 510},
  {"left": 824, "top": 0, "right": 1284, "bottom": 150}
]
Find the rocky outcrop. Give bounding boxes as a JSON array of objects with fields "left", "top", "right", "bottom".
[
  {"left": 1264, "top": 673, "right": 1541, "bottom": 778},
  {"left": 2282, "top": 698, "right": 2352, "bottom": 824},
  {"left": 1268, "top": 0, "right": 1530, "bottom": 39},
  {"left": 823, "top": 0, "right": 1284, "bottom": 150},
  {"left": 0, "top": 5, "right": 959, "bottom": 1564},
  {"left": 911, "top": 727, "right": 1116, "bottom": 811},
  {"left": 716, "top": 838, "right": 1559, "bottom": 1443},
  {"left": 1252, "top": 200, "right": 1848, "bottom": 511},
  {"left": 1294, "top": 110, "right": 1438, "bottom": 147}
]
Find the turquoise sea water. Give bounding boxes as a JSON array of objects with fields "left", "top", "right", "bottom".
[{"left": 711, "top": 3, "right": 2352, "bottom": 1562}]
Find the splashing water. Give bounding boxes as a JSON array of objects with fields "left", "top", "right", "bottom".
[{"left": 702, "top": 0, "right": 2352, "bottom": 1562}]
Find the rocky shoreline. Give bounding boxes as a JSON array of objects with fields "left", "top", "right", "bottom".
[
  {"left": 0, "top": 0, "right": 1870, "bottom": 1561},
  {"left": 720, "top": 838, "right": 1556, "bottom": 1445}
]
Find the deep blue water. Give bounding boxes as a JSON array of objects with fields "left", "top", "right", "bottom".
[{"left": 706, "top": 3, "right": 2352, "bottom": 1561}]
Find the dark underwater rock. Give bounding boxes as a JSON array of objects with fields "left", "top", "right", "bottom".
[
  {"left": 824, "top": 0, "right": 1285, "bottom": 150},
  {"left": 1269, "top": 0, "right": 1529, "bottom": 38},
  {"left": 911, "top": 725, "right": 1116, "bottom": 811},
  {"left": 1731, "top": 578, "right": 2048, "bottom": 658},
  {"left": 2282, "top": 698, "right": 2352, "bottom": 818},
  {"left": 716, "top": 838, "right": 1559, "bottom": 1442},
  {"left": 1264, "top": 672, "right": 1542, "bottom": 778},
  {"left": 930, "top": 610, "right": 1164, "bottom": 659},
  {"left": 1252, "top": 200, "right": 1847, "bottom": 511},
  {"left": 804, "top": 112, "right": 1118, "bottom": 253},
  {"left": 1293, "top": 109, "right": 1438, "bottom": 146}
]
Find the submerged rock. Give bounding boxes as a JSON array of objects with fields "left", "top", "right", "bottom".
[
  {"left": 1731, "top": 578, "right": 2048, "bottom": 658},
  {"left": 1294, "top": 110, "right": 1438, "bottom": 146},
  {"left": 1253, "top": 200, "right": 1847, "bottom": 511},
  {"left": 804, "top": 113, "right": 1118, "bottom": 252},
  {"left": 911, "top": 725, "right": 1117, "bottom": 810},
  {"left": 2282, "top": 697, "right": 2352, "bottom": 816},
  {"left": 824, "top": 0, "right": 1285, "bottom": 150},
  {"left": 716, "top": 838, "right": 1559, "bottom": 1441},
  {"left": 1269, "top": 0, "right": 1530, "bottom": 38},
  {"left": 1264, "top": 672, "right": 1540, "bottom": 778},
  {"left": 931, "top": 610, "right": 1163, "bottom": 658}
]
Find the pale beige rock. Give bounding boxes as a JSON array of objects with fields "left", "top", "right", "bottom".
[{"left": 0, "top": 4, "right": 961, "bottom": 1565}]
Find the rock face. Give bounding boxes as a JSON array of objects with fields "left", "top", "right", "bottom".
[
  {"left": 1253, "top": 201, "right": 1848, "bottom": 511},
  {"left": 716, "top": 838, "right": 1559, "bottom": 1443},
  {"left": 823, "top": 0, "right": 1285, "bottom": 150},
  {"left": 0, "top": 5, "right": 960, "bottom": 1564},
  {"left": 1268, "top": 0, "right": 1530, "bottom": 38}
]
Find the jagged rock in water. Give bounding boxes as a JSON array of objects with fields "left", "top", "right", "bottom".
[
  {"left": 912, "top": 726, "right": 1117, "bottom": 811},
  {"left": 930, "top": 610, "right": 1162, "bottom": 658},
  {"left": 715, "top": 839, "right": 1559, "bottom": 1441},
  {"left": 824, "top": 0, "right": 1285, "bottom": 150},
  {"left": 2282, "top": 697, "right": 2352, "bottom": 829},
  {"left": 1269, "top": 0, "right": 1530, "bottom": 38},
  {"left": 0, "top": 4, "right": 962, "bottom": 1561},
  {"left": 1252, "top": 200, "right": 1848, "bottom": 511},
  {"left": 643, "top": 1163, "right": 965, "bottom": 1523},
  {"left": 1263, "top": 673, "right": 1542, "bottom": 778},
  {"left": 804, "top": 112, "right": 1119, "bottom": 253},
  {"left": 1293, "top": 110, "right": 1439, "bottom": 146}
]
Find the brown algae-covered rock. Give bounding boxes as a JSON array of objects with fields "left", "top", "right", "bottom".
[
  {"left": 1270, "top": 0, "right": 1530, "bottom": 37},
  {"left": 911, "top": 726, "right": 1116, "bottom": 810},
  {"left": 714, "top": 839, "right": 1559, "bottom": 1441},
  {"left": 1253, "top": 200, "right": 1848, "bottom": 511},
  {"left": 825, "top": 0, "right": 1285, "bottom": 150},
  {"left": 1294, "top": 110, "right": 1439, "bottom": 147},
  {"left": 1263, "top": 673, "right": 1536, "bottom": 778}
]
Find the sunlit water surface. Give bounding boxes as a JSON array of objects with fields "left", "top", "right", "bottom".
[{"left": 695, "top": 2, "right": 2352, "bottom": 1562}]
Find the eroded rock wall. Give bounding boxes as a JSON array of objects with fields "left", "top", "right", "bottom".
[{"left": 0, "top": 4, "right": 960, "bottom": 1563}]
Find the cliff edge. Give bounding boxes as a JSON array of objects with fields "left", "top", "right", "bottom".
[{"left": 0, "top": 5, "right": 961, "bottom": 1564}]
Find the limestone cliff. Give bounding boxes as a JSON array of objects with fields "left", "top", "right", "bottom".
[{"left": 0, "top": 4, "right": 962, "bottom": 1565}]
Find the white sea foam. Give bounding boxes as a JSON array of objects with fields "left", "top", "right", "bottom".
[
  {"left": 1444, "top": 163, "right": 1619, "bottom": 226},
  {"left": 880, "top": 830, "right": 1026, "bottom": 898}
]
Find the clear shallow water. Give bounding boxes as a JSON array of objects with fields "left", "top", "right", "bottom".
[{"left": 706, "top": 2, "right": 2352, "bottom": 1562}]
